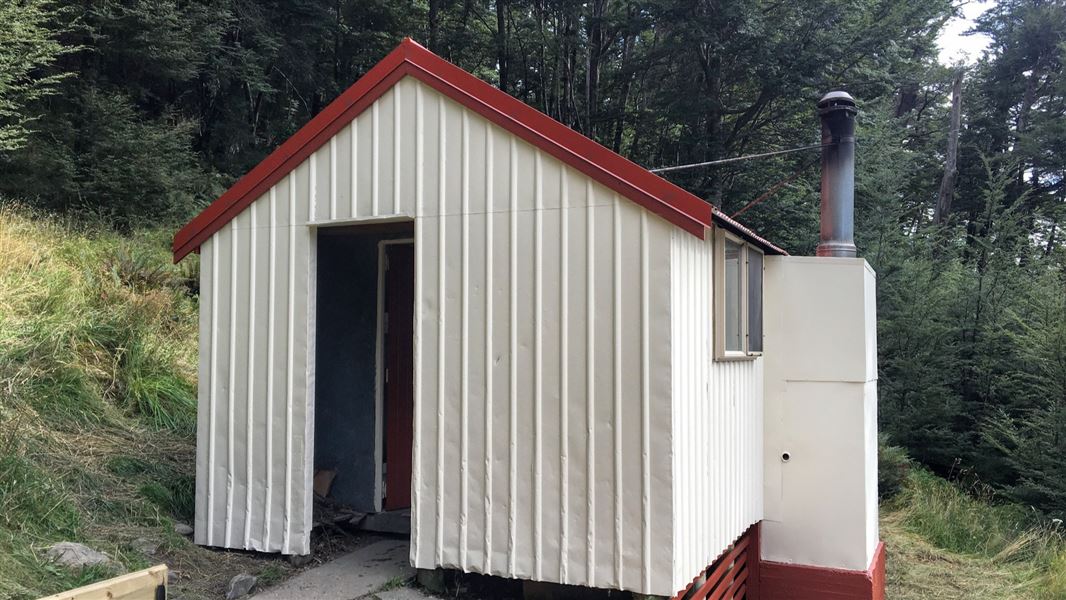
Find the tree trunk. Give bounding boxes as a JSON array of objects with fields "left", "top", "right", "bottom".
[
  {"left": 612, "top": 13, "right": 635, "bottom": 153},
  {"left": 584, "top": 0, "right": 608, "bottom": 138},
  {"left": 895, "top": 82, "right": 919, "bottom": 118},
  {"left": 333, "top": 0, "right": 341, "bottom": 88},
  {"left": 934, "top": 70, "right": 963, "bottom": 226},
  {"left": 496, "top": 0, "right": 509, "bottom": 93},
  {"left": 428, "top": 0, "right": 440, "bottom": 53}
]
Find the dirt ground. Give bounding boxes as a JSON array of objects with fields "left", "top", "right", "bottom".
[{"left": 166, "top": 523, "right": 385, "bottom": 599}]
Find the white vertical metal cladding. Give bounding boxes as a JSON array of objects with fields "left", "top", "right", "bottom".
[
  {"left": 194, "top": 76, "right": 677, "bottom": 594},
  {"left": 412, "top": 81, "right": 676, "bottom": 594},
  {"left": 669, "top": 229, "right": 764, "bottom": 593},
  {"left": 195, "top": 162, "right": 315, "bottom": 554}
]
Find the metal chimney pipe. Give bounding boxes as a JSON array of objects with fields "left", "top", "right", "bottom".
[{"left": 816, "top": 91, "right": 858, "bottom": 257}]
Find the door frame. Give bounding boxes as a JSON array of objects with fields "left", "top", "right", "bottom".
[{"left": 374, "top": 238, "right": 414, "bottom": 512}]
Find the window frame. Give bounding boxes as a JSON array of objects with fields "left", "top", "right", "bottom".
[{"left": 714, "top": 229, "right": 765, "bottom": 361}]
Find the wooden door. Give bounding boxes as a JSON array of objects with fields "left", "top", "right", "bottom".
[{"left": 382, "top": 243, "right": 414, "bottom": 511}]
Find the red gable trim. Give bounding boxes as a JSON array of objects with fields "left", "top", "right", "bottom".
[{"left": 173, "top": 38, "right": 784, "bottom": 262}]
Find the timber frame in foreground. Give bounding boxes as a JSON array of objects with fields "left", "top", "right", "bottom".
[{"left": 38, "top": 564, "right": 167, "bottom": 600}]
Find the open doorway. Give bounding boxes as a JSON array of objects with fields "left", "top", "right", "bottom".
[{"left": 314, "top": 222, "right": 413, "bottom": 519}]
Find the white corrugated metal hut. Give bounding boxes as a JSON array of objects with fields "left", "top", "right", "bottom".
[{"left": 173, "top": 39, "right": 787, "bottom": 597}]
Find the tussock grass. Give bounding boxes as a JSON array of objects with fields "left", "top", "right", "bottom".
[
  {"left": 0, "top": 207, "right": 198, "bottom": 432},
  {"left": 0, "top": 206, "right": 314, "bottom": 599},
  {"left": 0, "top": 206, "right": 202, "bottom": 598},
  {"left": 885, "top": 469, "right": 1066, "bottom": 599}
]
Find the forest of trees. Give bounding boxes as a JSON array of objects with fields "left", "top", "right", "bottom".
[{"left": 1, "top": 0, "right": 1064, "bottom": 517}]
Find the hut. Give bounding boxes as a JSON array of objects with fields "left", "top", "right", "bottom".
[{"left": 174, "top": 39, "right": 883, "bottom": 599}]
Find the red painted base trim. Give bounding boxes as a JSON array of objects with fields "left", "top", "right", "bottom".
[{"left": 759, "top": 541, "right": 886, "bottom": 600}]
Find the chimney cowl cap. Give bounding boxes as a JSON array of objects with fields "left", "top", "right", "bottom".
[{"left": 818, "top": 90, "right": 858, "bottom": 115}]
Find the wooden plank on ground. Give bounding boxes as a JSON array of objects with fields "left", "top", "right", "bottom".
[{"left": 38, "top": 564, "right": 167, "bottom": 600}]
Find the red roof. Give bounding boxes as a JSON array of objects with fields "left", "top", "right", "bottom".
[{"left": 173, "top": 38, "right": 784, "bottom": 262}]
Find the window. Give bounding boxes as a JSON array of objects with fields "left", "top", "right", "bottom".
[{"left": 715, "top": 231, "right": 764, "bottom": 359}]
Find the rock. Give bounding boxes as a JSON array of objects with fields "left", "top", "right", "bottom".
[
  {"left": 132, "top": 537, "right": 160, "bottom": 555},
  {"left": 225, "top": 573, "right": 257, "bottom": 600},
  {"left": 46, "top": 542, "right": 114, "bottom": 569},
  {"left": 174, "top": 522, "right": 194, "bottom": 536}
]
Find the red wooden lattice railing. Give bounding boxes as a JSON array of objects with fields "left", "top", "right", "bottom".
[{"left": 673, "top": 523, "right": 760, "bottom": 600}]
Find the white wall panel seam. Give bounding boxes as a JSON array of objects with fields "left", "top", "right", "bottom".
[
  {"left": 410, "top": 81, "right": 424, "bottom": 564},
  {"left": 640, "top": 211, "right": 651, "bottom": 592},
  {"left": 677, "top": 232, "right": 687, "bottom": 582},
  {"left": 225, "top": 221, "right": 237, "bottom": 547},
  {"left": 263, "top": 188, "right": 276, "bottom": 548},
  {"left": 434, "top": 96, "right": 447, "bottom": 565},
  {"left": 283, "top": 173, "right": 295, "bottom": 554},
  {"left": 243, "top": 203, "right": 257, "bottom": 548},
  {"left": 350, "top": 120, "right": 358, "bottom": 216},
  {"left": 585, "top": 179, "right": 596, "bottom": 580},
  {"left": 195, "top": 238, "right": 212, "bottom": 545},
  {"left": 394, "top": 87, "right": 402, "bottom": 215},
  {"left": 372, "top": 102, "right": 380, "bottom": 216},
  {"left": 507, "top": 135, "right": 518, "bottom": 575},
  {"left": 301, "top": 224, "right": 316, "bottom": 555},
  {"left": 558, "top": 166, "right": 569, "bottom": 585},
  {"left": 674, "top": 230, "right": 682, "bottom": 587},
  {"left": 677, "top": 230, "right": 686, "bottom": 584},
  {"left": 207, "top": 231, "right": 218, "bottom": 547},
  {"left": 675, "top": 231, "right": 684, "bottom": 579},
  {"left": 612, "top": 196, "right": 623, "bottom": 587},
  {"left": 329, "top": 138, "right": 337, "bottom": 220},
  {"left": 693, "top": 235, "right": 700, "bottom": 577},
  {"left": 533, "top": 150, "right": 544, "bottom": 581},
  {"left": 310, "top": 152, "right": 317, "bottom": 222},
  {"left": 668, "top": 232, "right": 673, "bottom": 588},
  {"left": 482, "top": 122, "right": 494, "bottom": 575},
  {"left": 459, "top": 109, "right": 470, "bottom": 567}
]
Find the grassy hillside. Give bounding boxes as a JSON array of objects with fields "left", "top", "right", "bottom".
[
  {"left": 883, "top": 466, "right": 1066, "bottom": 599},
  {"left": 2, "top": 207, "right": 1065, "bottom": 599},
  {"left": 0, "top": 208, "right": 290, "bottom": 599}
]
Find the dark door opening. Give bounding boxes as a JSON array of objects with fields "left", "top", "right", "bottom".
[
  {"left": 314, "top": 223, "right": 412, "bottom": 515},
  {"left": 382, "top": 243, "right": 414, "bottom": 511}
]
